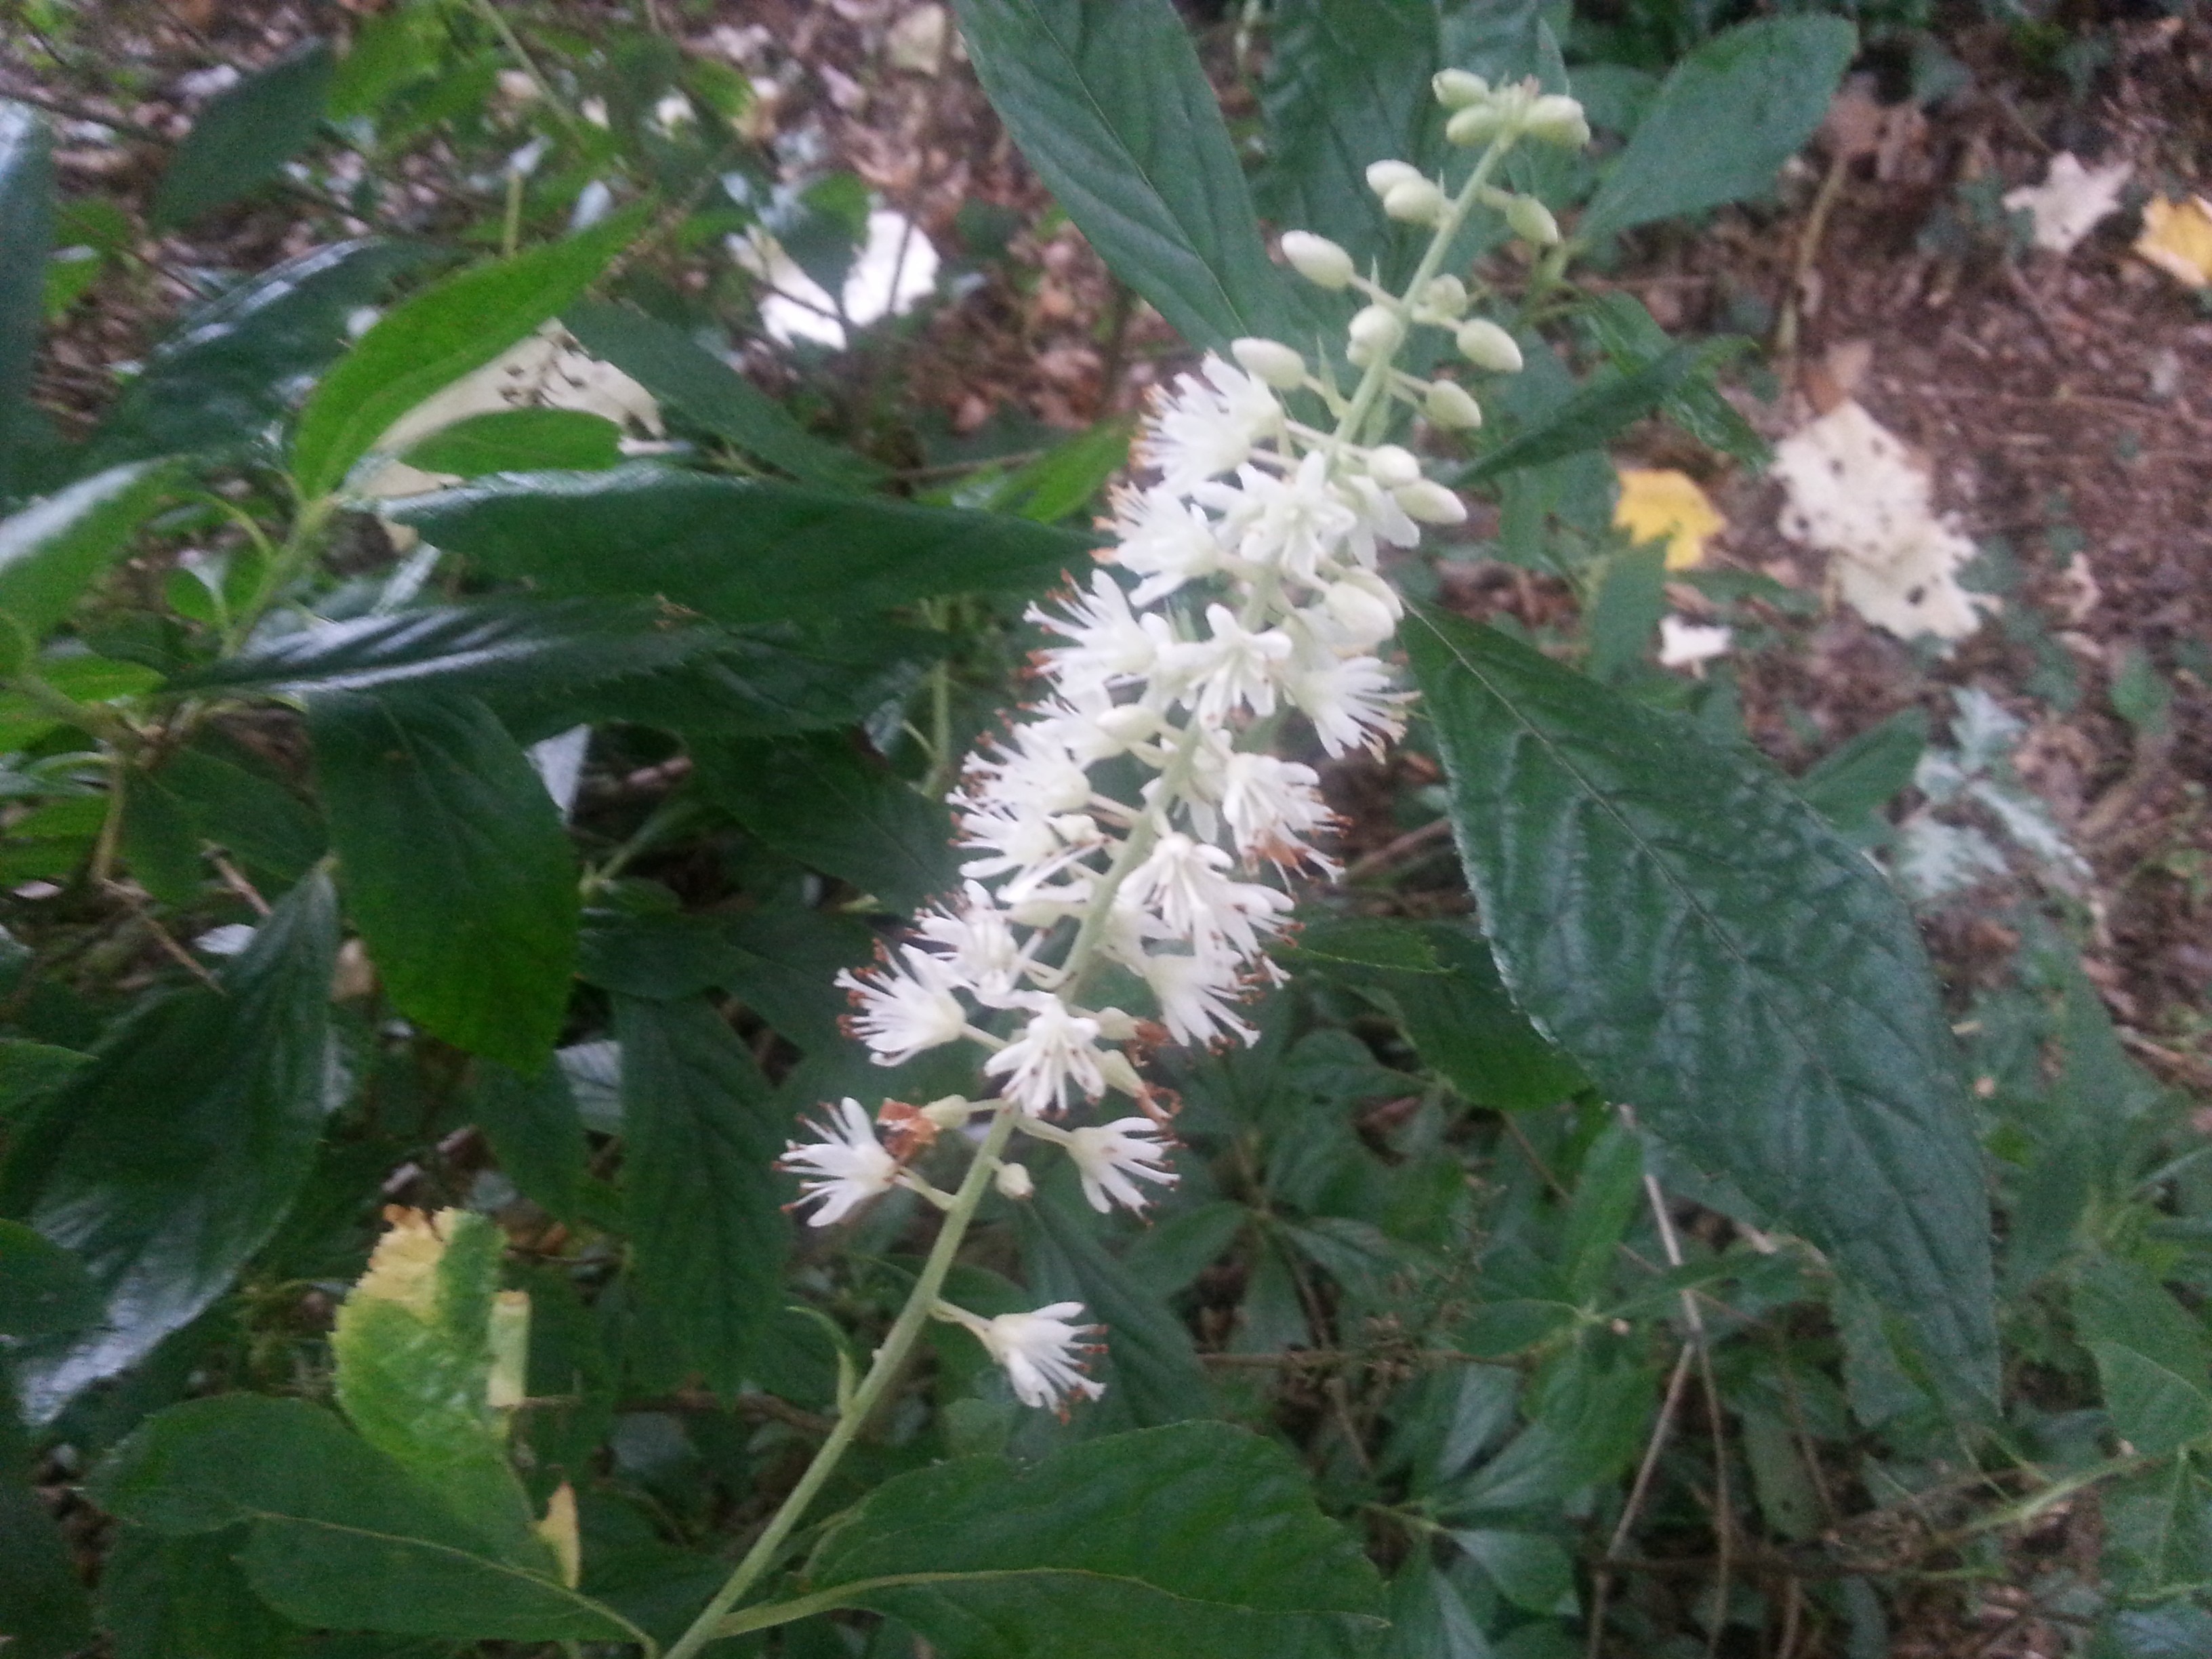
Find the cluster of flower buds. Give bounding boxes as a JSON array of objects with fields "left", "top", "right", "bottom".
[{"left": 781, "top": 77, "right": 1588, "bottom": 1414}]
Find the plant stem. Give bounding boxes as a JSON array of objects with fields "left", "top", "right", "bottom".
[
  {"left": 661, "top": 1101, "right": 1021, "bottom": 1659},
  {"left": 222, "top": 494, "right": 336, "bottom": 655},
  {"left": 468, "top": 0, "right": 588, "bottom": 146}
]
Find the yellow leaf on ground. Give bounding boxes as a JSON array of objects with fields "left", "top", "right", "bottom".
[
  {"left": 1614, "top": 467, "right": 1725, "bottom": 570},
  {"left": 2136, "top": 194, "right": 2212, "bottom": 289}
]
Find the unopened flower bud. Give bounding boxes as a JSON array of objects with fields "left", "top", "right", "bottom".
[
  {"left": 1455, "top": 318, "right": 1523, "bottom": 373},
  {"left": 1365, "top": 443, "right": 1423, "bottom": 489},
  {"left": 1231, "top": 336, "right": 1307, "bottom": 390},
  {"left": 921, "top": 1094, "right": 979, "bottom": 1128},
  {"left": 1364, "top": 159, "right": 1425, "bottom": 198},
  {"left": 1446, "top": 104, "right": 1510, "bottom": 147},
  {"left": 1090, "top": 1006, "right": 1141, "bottom": 1041},
  {"left": 994, "top": 1161, "right": 1036, "bottom": 1200},
  {"left": 1504, "top": 194, "right": 1561, "bottom": 245},
  {"left": 1347, "top": 304, "right": 1405, "bottom": 358},
  {"left": 1424, "top": 379, "right": 1483, "bottom": 428},
  {"left": 1420, "top": 274, "right": 1469, "bottom": 317},
  {"left": 1382, "top": 177, "right": 1448, "bottom": 225},
  {"left": 1326, "top": 579, "right": 1399, "bottom": 646},
  {"left": 1094, "top": 703, "right": 1160, "bottom": 746},
  {"left": 1525, "top": 94, "right": 1591, "bottom": 148},
  {"left": 1279, "top": 230, "right": 1354, "bottom": 289},
  {"left": 1432, "top": 68, "right": 1490, "bottom": 108},
  {"left": 1394, "top": 480, "right": 1468, "bottom": 525},
  {"left": 1099, "top": 1048, "right": 1147, "bottom": 1097}
]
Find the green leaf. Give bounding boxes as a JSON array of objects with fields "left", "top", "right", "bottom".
[
  {"left": 290, "top": 209, "right": 643, "bottom": 499},
  {"left": 561, "top": 301, "right": 880, "bottom": 488},
  {"left": 0, "top": 461, "right": 173, "bottom": 665},
  {"left": 331, "top": 1210, "right": 548, "bottom": 1568},
  {"left": 381, "top": 463, "right": 1097, "bottom": 625},
  {"left": 1403, "top": 607, "right": 1997, "bottom": 1404},
  {"left": 90, "top": 1395, "right": 641, "bottom": 1643},
  {"left": 11, "top": 872, "right": 339, "bottom": 1424},
  {"left": 1579, "top": 18, "right": 1857, "bottom": 241},
  {"left": 0, "top": 1478, "right": 95, "bottom": 1659},
  {"left": 1584, "top": 542, "right": 1668, "bottom": 682},
  {"left": 1559, "top": 1124, "right": 1644, "bottom": 1305},
  {"left": 0, "top": 1039, "right": 89, "bottom": 1126},
  {"left": 310, "top": 691, "right": 579, "bottom": 1072},
  {"left": 87, "top": 240, "right": 423, "bottom": 470},
  {"left": 695, "top": 735, "right": 954, "bottom": 914},
  {"left": 2073, "top": 1257, "right": 2212, "bottom": 1456},
  {"left": 470, "top": 1061, "right": 588, "bottom": 1221},
  {"left": 950, "top": 0, "right": 1298, "bottom": 351},
  {"left": 177, "top": 598, "right": 710, "bottom": 699},
  {"left": 150, "top": 41, "right": 336, "bottom": 228},
  {"left": 0, "top": 103, "right": 56, "bottom": 483},
  {"left": 1795, "top": 709, "right": 1928, "bottom": 834},
  {"left": 1450, "top": 1527, "right": 1573, "bottom": 1614},
  {"left": 2101, "top": 1458, "right": 2212, "bottom": 1597},
  {"left": 726, "top": 1422, "right": 1385, "bottom": 1656},
  {"left": 137, "top": 745, "right": 327, "bottom": 884},
  {"left": 577, "top": 906, "right": 872, "bottom": 1050},
  {"left": 1021, "top": 1176, "right": 1214, "bottom": 1428},
  {"left": 989, "top": 417, "right": 1136, "bottom": 524},
  {"left": 613, "top": 996, "right": 787, "bottom": 1396},
  {"left": 401, "top": 409, "right": 623, "bottom": 477},
  {"left": 1460, "top": 345, "right": 1700, "bottom": 482},
  {"left": 0, "top": 1217, "right": 99, "bottom": 1338},
  {"left": 100, "top": 1526, "right": 308, "bottom": 1659}
]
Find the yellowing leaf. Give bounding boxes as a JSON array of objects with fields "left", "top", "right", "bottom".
[
  {"left": 2135, "top": 194, "right": 2212, "bottom": 290},
  {"left": 352, "top": 1205, "right": 456, "bottom": 1321},
  {"left": 536, "top": 1481, "right": 581, "bottom": 1589},
  {"left": 1614, "top": 468, "right": 1725, "bottom": 570}
]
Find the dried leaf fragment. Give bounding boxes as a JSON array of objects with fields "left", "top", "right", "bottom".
[
  {"left": 2135, "top": 194, "right": 2212, "bottom": 289},
  {"left": 2003, "top": 152, "right": 2131, "bottom": 256},
  {"left": 1614, "top": 467, "right": 1725, "bottom": 570}
]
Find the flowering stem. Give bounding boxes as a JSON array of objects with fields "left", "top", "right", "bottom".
[{"left": 662, "top": 1100, "right": 1022, "bottom": 1659}]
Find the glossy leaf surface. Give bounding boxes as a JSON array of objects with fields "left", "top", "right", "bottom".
[{"left": 0, "top": 462, "right": 172, "bottom": 663}]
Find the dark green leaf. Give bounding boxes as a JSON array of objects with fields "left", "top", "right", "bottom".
[
  {"left": 11, "top": 872, "right": 339, "bottom": 1424},
  {"left": 951, "top": 0, "right": 1298, "bottom": 351},
  {"left": 401, "top": 409, "right": 623, "bottom": 476},
  {"left": 150, "top": 41, "right": 336, "bottom": 228},
  {"left": 989, "top": 417, "right": 1135, "bottom": 524},
  {"left": 470, "top": 1061, "right": 588, "bottom": 1221},
  {"left": 1404, "top": 607, "right": 1996, "bottom": 1404},
  {"left": 90, "top": 1395, "right": 642, "bottom": 1643},
  {"left": 1580, "top": 18, "right": 1857, "bottom": 240},
  {"left": 1559, "top": 1124, "right": 1644, "bottom": 1305},
  {"left": 2101, "top": 1458, "right": 2212, "bottom": 1597},
  {"left": 100, "top": 1526, "right": 307, "bottom": 1659},
  {"left": 1021, "top": 1176, "right": 1214, "bottom": 1428},
  {"left": 729, "top": 1422, "right": 1385, "bottom": 1657},
  {"left": 0, "top": 1040, "right": 89, "bottom": 1125},
  {"left": 1460, "top": 346, "right": 1700, "bottom": 482},
  {"left": 695, "top": 735, "right": 954, "bottom": 914},
  {"left": 291, "top": 210, "right": 644, "bottom": 498},
  {"left": 0, "top": 461, "right": 173, "bottom": 665},
  {"left": 0, "top": 1478, "right": 94, "bottom": 1659},
  {"left": 1366, "top": 921, "right": 1589, "bottom": 1112},
  {"left": 1584, "top": 542, "right": 1668, "bottom": 682},
  {"left": 310, "top": 691, "right": 578, "bottom": 1072},
  {"left": 614, "top": 996, "right": 786, "bottom": 1396},
  {"left": 0, "top": 103, "right": 56, "bottom": 487},
  {"left": 178, "top": 598, "right": 710, "bottom": 699},
  {"left": 577, "top": 906, "right": 872, "bottom": 1050},
  {"left": 382, "top": 463, "right": 1097, "bottom": 624},
  {"left": 326, "top": 3, "right": 446, "bottom": 123},
  {"left": 1283, "top": 916, "right": 1443, "bottom": 975},
  {"left": 137, "top": 745, "right": 327, "bottom": 884},
  {"left": 1450, "top": 1527, "right": 1574, "bottom": 1613},
  {"left": 87, "top": 241, "right": 423, "bottom": 470},
  {"left": 1795, "top": 709, "right": 1929, "bottom": 834},
  {"left": 561, "top": 301, "right": 879, "bottom": 488},
  {"left": 2073, "top": 1257, "right": 2212, "bottom": 1457},
  {"left": 0, "top": 1217, "right": 100, "bottom": 1338}
]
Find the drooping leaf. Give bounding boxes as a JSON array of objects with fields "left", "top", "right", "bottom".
[
  {"left": 613, "top": 996, "right": 787, "bottom": 1397},
  {"left": 90, "top": 1395, "right": 642, "bottom": 1643},
  {"left": 86, "top": 241, "right": 423, "bottom": 470},
  {"left": 2072, "top": 1256, "right": 2212, "bottom": 1457},
  {"left": 723, "top": 1422, "right": 1385, "bottom": 1656},
  {"left": 11, "top": 872, "right": 340, "bottom": 1424},
  {"left": 1579, "top": 18, "right": 1857, "bottom": 240},
  {"left": 176, "top": 598, "right": 712, "bottom": 699},
  {"left": 1403, "top": 606, "right": 1996, "bottom": 1404},
  {"left": 399, "top": 408, "right": 623, "bottom": 476},
  {"left": 0, "top": 461, "right": 173, "bottom": 665},
  {"left": 470, "top": 1062, "right": 589, "bottom": 1221},
  {"left": 310, "top": 691, "right": 579, "bottom": 1072},
  {"left": 695, "top": 735, "right": 955, "bottom": 914},
  {"left": 562, "top": 301, "right": 880, "bottom": 487},
  {"left": 951, "top": 0, "right": 1300, "bottom": 351},
  {"left": 99, "top": 1526, "right": 308, "bottom": 1659},
  {"left": 0, "top": 103, "right": 56, "bottom": 487},
  {"left": 150, "top": 41, "right": 337, "bottom": 228},
  {"left": 381, "top": 463, "right": 1097, "bottom": 624},
  {"left": 290, "top": 209, "right": 643, "bottom": 498}
]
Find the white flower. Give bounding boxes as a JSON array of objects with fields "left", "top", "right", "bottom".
[
  {"left": 781, "top": 1099, "right": 899, "bottom": 1225},
  {"left": 1030, "top": 571, "right": 1170, "bottom": 698},
  {"left": 1657, "top": 615, "right": 1733, "bottom": 671},
  {"left": 1140, "top": 948, "right": 1257, "bottom": 1046},
  {"left": 1107, "top": 485, "right": 1228, "bottom": 605},
  {"left": 964, "top": 724, "right": 1095, "bottom": 817},
  {"left": 1284, "top": 651, "right": 1410, "bottom": 757},
  {"left": 956, "top": 800, "right": 1102, "bottom": 891},
  {"left": 950, "top": 1301, "right": 1104, "bottom": 1412},
  {"left": 1160, "top": 605, "right": 1294, "bottom": 723},
  {"left": 1063, "top": 1118, "right": 1180, "bottom": 1213},
  {"left": 1120, "top": 832, "right": 1292, "bottom": 958},
  {"left": 836, "top": 947, "right": 971, "bottom": 1065},
  {"left": 914, "top": 882, "right": 1035, "bottom": 1005},
  {"left": 983, "top": 994, "right": 1106, "bottom": 1114},
  {"left": 1216, "top": 752, "right": 1336, "bottom": 872},
  {"left": 1145, "top": 356, "right": 1282, "bottom": 495},
  {"left": 1200, "top": 453, "right": 1358, "bottom": 584}
]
